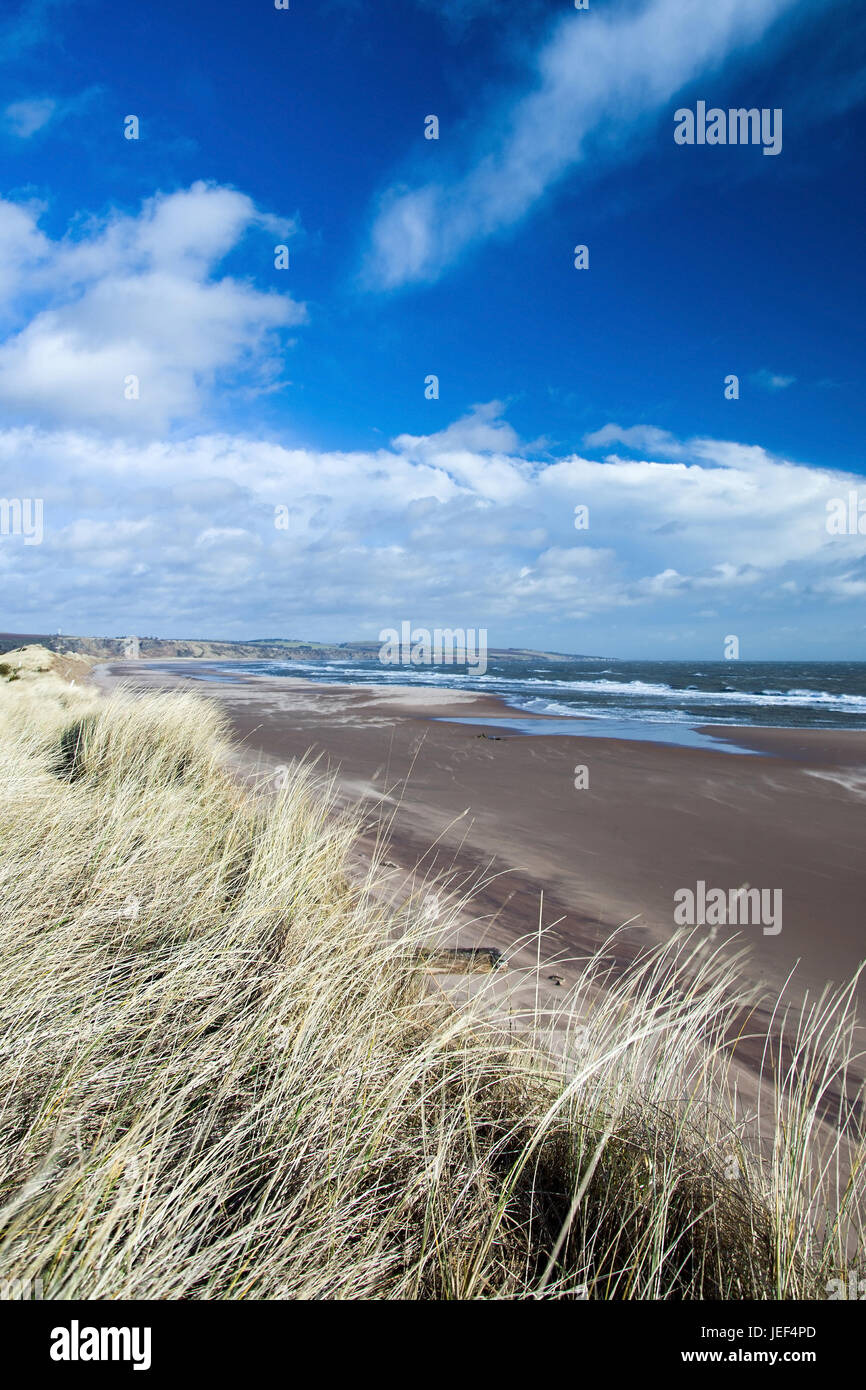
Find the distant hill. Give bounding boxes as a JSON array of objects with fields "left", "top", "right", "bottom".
[{"left": 0, "top": 632, "right": 611, "bottom": 664}]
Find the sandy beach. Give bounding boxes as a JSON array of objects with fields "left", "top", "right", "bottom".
[
  {"left": 94, "top": 660, "right": 866, "bottom": 1035},
  {"left": 9, "top": 647, "right": 862, "bottom": 1305}
]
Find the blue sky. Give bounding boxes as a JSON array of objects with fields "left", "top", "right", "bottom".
[{"left": 0, "top": 0, "right": 865, "bottom": 657}]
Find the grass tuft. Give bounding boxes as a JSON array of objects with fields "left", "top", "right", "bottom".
[{"left": 0, "top": 677, "right": 862, "bottom": 1299}]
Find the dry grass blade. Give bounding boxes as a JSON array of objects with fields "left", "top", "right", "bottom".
[{"left": 0, "top": 676, "right": 862, "bottom": 1299}]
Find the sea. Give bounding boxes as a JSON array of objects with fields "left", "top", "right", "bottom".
[{"left": 198, "top": 657, "right": 866, "bottom": 753}]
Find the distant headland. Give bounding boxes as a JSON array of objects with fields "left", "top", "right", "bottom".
[{"left": 0, "top": 631, "right": 610, "bottom": 665}]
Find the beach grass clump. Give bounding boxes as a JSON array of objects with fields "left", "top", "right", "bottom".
[{"left": 0, "top": 676, "right": 862, "bottom": 1299}]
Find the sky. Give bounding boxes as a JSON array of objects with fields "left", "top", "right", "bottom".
[{"left": 0, "top": 0, "right": 864, "bottom": 658}]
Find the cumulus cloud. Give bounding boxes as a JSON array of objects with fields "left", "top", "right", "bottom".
[
  {"left": 363, "top": 0, "right": 798, "bottom": 289},
  {"left": 0, "top": 182, "right": 304, "bottom": 433},
  {"left": 2, "top": 404, "right": 865, "bottom": 647}
]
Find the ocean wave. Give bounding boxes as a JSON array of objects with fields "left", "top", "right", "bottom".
[
  {"left": 218, "top": 661, "right": 866, "bottom": 718},
  {"left": 473, "top": 676, "right": 866, "bottom": 710},
  {"left": 516, "top": 697, "right": 695, "bottom": 723}
]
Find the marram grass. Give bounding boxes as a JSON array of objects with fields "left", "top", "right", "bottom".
[{"left": 0, "top": 673, "right": 862, "bottom": 1299}]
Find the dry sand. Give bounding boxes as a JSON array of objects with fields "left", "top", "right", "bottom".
[
  {"left": 83, "top": 657, "right": 866, "bottom": 1181},
  {"left": 92, "top": 661, "right": 866, "bottom": 1022}
]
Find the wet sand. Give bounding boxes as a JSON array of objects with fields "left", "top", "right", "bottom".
[{"left": 93, "top": 660, "right": 866, "bottom": 1025}]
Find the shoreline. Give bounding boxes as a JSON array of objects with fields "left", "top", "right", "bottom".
[
  {"left": 90, "top": 658, "right": 866, "bottom": 1160},
  {"left": 9, "top": 655, "right": 858, "bottom": 1299},
  {"left": 125, "top": 655, "right": 866, "bottom": 750},
  {"left": 93, "top": 660, "right": 866, "bottom": 1013}
]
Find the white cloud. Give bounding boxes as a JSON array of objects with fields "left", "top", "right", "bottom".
[
  {"left": 0, "top": 197, "right": 51, "bottom": 310},
  {"left": 583, "top": 424, "right": 685, "bottom": 458},
  {"left": 752, "top": 369, "right": 796, "bottom": 391},
  {"left": 4, "top": 97, "right": 56, "bottom": 137},
  {"left": 0, "top": 182, "right": 304, "bottom": 433},
  {"left": 363, "top": 0, "right": 797, "bottom": 288},
  {"left": 2, "top": 405, "right": 865, "bottom": 649}
]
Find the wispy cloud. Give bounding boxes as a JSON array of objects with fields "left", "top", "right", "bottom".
[
  {"left": 583, "top": 424, "right": 685, "bottom": 458},
  {"left": 751, "top": 368, "right": 796, "bottom": 391},
  {"left": 0, "top": 0, "right": 70, "bottom": 63},
  {"left": 362, "top": 0, "right": 799, "bottom": 290},
  {"left": 3, "top": 87, "right": 102, "bottom": 139},
  {"left": 4, "top": 96, "right": 56, "bottom": 137}
]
